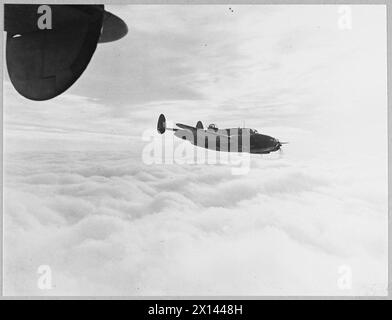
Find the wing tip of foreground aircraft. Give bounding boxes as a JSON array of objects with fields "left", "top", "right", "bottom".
[
  {"left": 99, "top": 9, "right": 128, "bottom": 43},
  {"left": 4, "top": 4, "right": 128, "bottom": 101}
]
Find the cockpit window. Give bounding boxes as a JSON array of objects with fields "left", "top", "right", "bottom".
[
  {"left": 208, "top": 124, "right": 217, "bottom": 130},
  {"left": 250, "top": 129, "right": 258, "bottom": 134}
]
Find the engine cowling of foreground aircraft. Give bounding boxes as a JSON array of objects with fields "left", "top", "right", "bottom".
[{"left": 4, "top": 4, "right": 128, "bottom": 101}]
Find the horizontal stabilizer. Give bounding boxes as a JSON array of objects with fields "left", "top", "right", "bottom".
[{"left": 176, "top": 123, "right": 195, "bottom": 131}]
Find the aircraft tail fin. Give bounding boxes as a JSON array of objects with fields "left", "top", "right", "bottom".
[
  {"left": 157, "top": 114, "right": 166, "bottom": 134},
  {"left": 157, "top": 114, "right": 178, "bottom": 133},
  {"left": 196, "top": 121, "right": 204, "bottom": 129}
]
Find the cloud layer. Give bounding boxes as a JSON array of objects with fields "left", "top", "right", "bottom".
[{"left": 4, "top": 146, "right": 387, "bottom": 295}]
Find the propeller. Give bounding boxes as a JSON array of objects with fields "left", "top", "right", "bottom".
[{"left": 277, "top": 140, "right": 288, "bottom": 156}]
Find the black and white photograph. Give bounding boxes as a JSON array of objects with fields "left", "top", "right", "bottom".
[{"left": 1, "top": 3, "right": 388, "bottom": 298}]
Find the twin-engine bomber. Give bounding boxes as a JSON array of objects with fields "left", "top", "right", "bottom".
[{"left": 157, "top": 114, "right": 287, "bottom": 155}]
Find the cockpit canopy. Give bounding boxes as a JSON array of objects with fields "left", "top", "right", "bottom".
[
  {"left": 208, "top": 124, "right": 218, "bottom": 130},
  {"left": 249, "top": 129, "right": 258, "bottom": 134}
]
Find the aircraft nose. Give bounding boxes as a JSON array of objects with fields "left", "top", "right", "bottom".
[{"left": 275, "top": 139, "right": 282, "bottom": 149}]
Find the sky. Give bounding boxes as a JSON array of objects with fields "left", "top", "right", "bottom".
[{"left": 3, "top": 5, "right": 388, "bottom": 296}]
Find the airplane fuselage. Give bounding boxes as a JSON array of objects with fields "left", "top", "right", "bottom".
[{"left": 174, "top": 127, "right": 281, "bottom": 154}]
